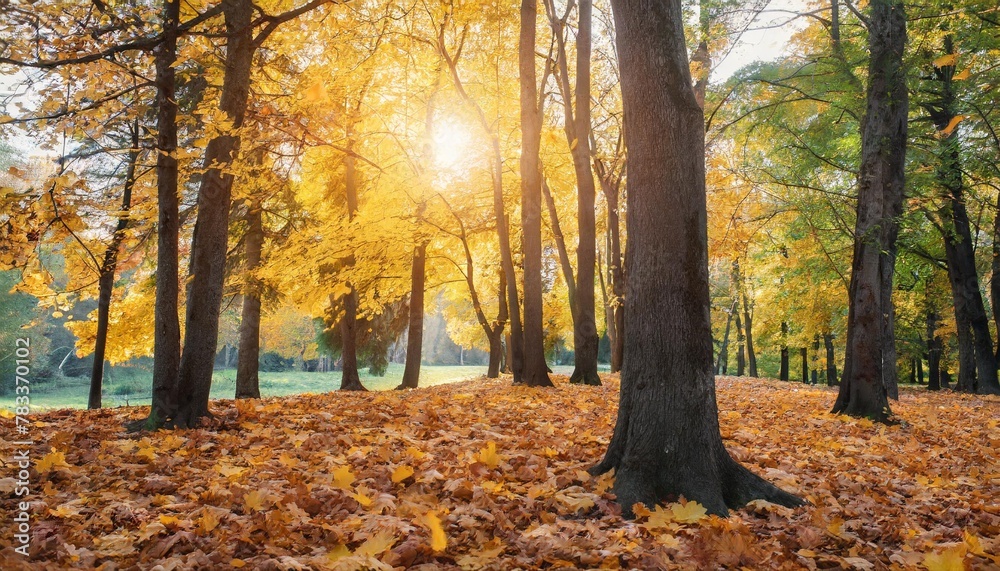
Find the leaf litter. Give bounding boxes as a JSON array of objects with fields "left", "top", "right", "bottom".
[{"left": 1, "top": 375, "right": 998, "bottom": 570}]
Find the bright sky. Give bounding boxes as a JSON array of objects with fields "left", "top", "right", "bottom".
[{"left": 713, "top": 0, "right": 814, "bottom": 80}]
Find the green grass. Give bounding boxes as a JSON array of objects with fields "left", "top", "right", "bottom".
[{"left": 0, "top": 363, "right": 508, "bottom": 410}]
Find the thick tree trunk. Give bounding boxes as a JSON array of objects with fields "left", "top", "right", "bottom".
[
  {"left": 518, "top": 0, "right": 553, "bottom": 388},
  {"left": 993, "top": 191, "right": 1000, "bottom": 363},
  {"left": 171, "top": 0, "right": 255, "bottom": 427},
  {"left": 833, "top": 0, "right": 907, "bottom": 422},
  {"left": 235, "top": 203, "right": 263, "bottom": 399},
  {"left": 824, "top": 331, "right": 837, "bottom": 386},
  {"left": 339, "top": 288, "right": 366, "bottom": 390},
  {"left": 146, "top": 0, "right": 182, "bottom": 430},
  {"left": 90, "top": 122, "right": 138, "bottom": 410},
  {"left": 398, "top": 242, "right": 427, "bottom": 389},
  {"left": 591, "top": 0, "right": 802, "bottom": 516}
]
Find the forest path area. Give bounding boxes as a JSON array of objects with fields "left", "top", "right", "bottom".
[{"left": 1, "top": 376, "right": 997, "bottom": 569}]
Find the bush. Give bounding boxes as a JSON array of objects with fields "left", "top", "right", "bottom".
[{"left": 259, "top": 351, "right": 293, "bottom": 372}]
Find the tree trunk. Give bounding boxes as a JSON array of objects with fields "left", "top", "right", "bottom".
[
  {"left": 715, "top": 301, "right": 735, "bottom": 375},
  {"left": 591, "top": 0, "right": 802, "bottom": 516},
  {"left": 917, "top": 356, "right": 924, "bottom": 384},
  {"left": 542, "top": 177, "right": 577, "bottom": 319},
  {"left": 518, "top": 0, "right": 553, "bottom": 387},
  {"left": 235, "top": 202, "right": 263, "bottom": 399},
  {"left": 339, "top": 288, "right": 366, "bottom": 390},
  {"left": 145, "top": 0, "right": 182, "bottom": 430},
  {"left": 779, "top": 322, "right": 789, "bottom": 381},
  {"left": 833, "top": 0, "right": 907, "bottom": 422},
  {"left": 926, "top": 309, "right": 941, "bottom": 391},
  {"left": 398, "top": 242, "right": 426, "bottom": 389},
  {"left": 170, "top": 0, "right": 255, "bottom": 427},
  {"left": 929, "top": 37, "right": 1000, "bottom": 395},
  {"left": 800, "top": 346, "right": 808, "bottom": 384},
  {"left": 597, "top": 165, "right": 625, "bottom": 373},
  {"left": 90, "top": 121, "right": 138, "bottom": 410},
  {"left": 734, "top": 302, "right": 745, "bottom": 377},
  {"left": 824, "top": 331, "right": 837, "bottom": 386},
  {"left": 743, "top": 289, "right": 757, "bottom": 377}
]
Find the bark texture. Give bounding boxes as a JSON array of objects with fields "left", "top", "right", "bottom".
[
  {"left": 90, "top": 122, "right": 138, "bottom": 409},
  {"left": 147, "top": 0, "right": 182, "bottom": 429},
  {"left": 398, "top": 243, "right": 426, "bottom": 389},
  {"left": 592, "top": 0, "right": 803, "bottom": 516},
  {"left": 235, "top": 203, "right": 263, "bottom": 399},
  {"left": 172, "top": 0, "right": 255, "bottom": 427},
  {"left": 518, "top": 0, "right": 553, "bottom": 387},
  {"left": 833, "top": 0, "right": 907, "bottom": 422}
]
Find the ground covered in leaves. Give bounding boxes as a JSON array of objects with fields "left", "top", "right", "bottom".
[{"left": 1, "top": 375, "right": 998, "bottom": 570}]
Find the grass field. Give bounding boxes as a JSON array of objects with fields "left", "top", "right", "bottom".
[{"left": 1, "top": 363, "right": 590, "bottom": 410}]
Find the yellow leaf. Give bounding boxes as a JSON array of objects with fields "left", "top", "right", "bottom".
[
  {"left": 278, "top": 453, "right": 300, "bottom": 468},
  {"left": 643, "top": 505, "right": 678, "bottom": 530},
  {"left": 36, "top": 450, "right": 70, "bottom": 473},
  {"left": 356, "top": 530, "right": 396, "bottom": 556},
  {"left": 230, "top": 559, "right": 247, "bottom": 568},
  {"left": 953, "top": 68, "right": 970, "bottom": 80},
  {"left": 391, "top": 465, "right": 414, "bottom": 483},
  {"left": 669, "top": 500, "right": 708, "bottom": 523},
  {"left": 136, "top": 441, "right": 157, "bottom": 462},
  {"left": 244, "top": 490, "right": 265, "bottom": 512},
  {"left": 351, "top": 490, "right": 373, "bottom": 507},
  {"left": 939, "top": 115, "right": 966, "bottom": 137},
  {"left": 332, "top": 465, "right": 355, "bottom": 489},
  {"left": 158, "top": 514, "right": 181, "bottom": 527},
  {"left": 424, "top": 512, "right": 448, "bottom": 552},
  {"left": 305, "top": 81, "right": 327, "bottom": 103},
  {"left": 49, "top": 503, "right": 83, "bottom": 518},
  {"left": 923, "top": 545, "right": 966, "bottom": 571},
  {"left": 963, "top": 531, "right": 984, "bottom": 556},
  {"left": 216, "top": 463, "right": 246, "bottom": 480},
  {"left": 475, "top": 441, "right": 501, "bottom": 469},
  {"left": 933, "top": 53, "right": 958, "bottom": 68},
  {"left": 200, "top": 509, "right": 221, "bottom": 534},
  {"left": 405, "top": 446, "right": 426, "bottom": 460}
]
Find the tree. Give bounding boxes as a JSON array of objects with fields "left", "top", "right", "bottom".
[
  {"left": 518, "top": 0, "right": 554, "bottom": 387},
  {"left": 832, "top": 0, "right": 908, "bottom": 422},
  {"left": 591, "top": 0, "right": 802, "bottom": 516}
]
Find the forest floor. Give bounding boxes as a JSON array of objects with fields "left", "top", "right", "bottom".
[{"left": 1, "top": 375, "right": 998, "bottom": 570}]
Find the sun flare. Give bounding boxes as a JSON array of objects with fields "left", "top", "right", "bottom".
[{"left": 431, "top": 116, "right": 476, "bottom": 183}]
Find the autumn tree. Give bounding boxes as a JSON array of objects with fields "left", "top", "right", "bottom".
[
  {"left": 591, "top": 0, "right": 802, "bottom": 515},
  {"left": 832, "top": 0, "right": 908, "bottom": 421}
]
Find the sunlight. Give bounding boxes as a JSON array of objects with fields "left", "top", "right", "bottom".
[{"left": 430, "top": 116, "right": 475, "bottom": 184}]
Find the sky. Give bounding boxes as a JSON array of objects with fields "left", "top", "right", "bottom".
[{"left": 713, "top": 0, "right": 814, "bottom": 80}]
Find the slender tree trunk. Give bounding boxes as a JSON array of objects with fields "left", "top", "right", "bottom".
[
  {"left": 398, "top": 242, "right": 427, "bottom": 389},
  {"left": 926, "top": 309, "right": 942, "bottom": 391},
  {"left": 929, "top": 39, "right": 1000, "bottom": 395},
  {"left": 542, "top": 177, "right": 577, "bottom": 317},
  {"left": 734, "top": 302, "right": 745, "bottom": 377},
  {"left": 743, "top": 289, "right": 757, "bottom": 377},
  {"left": 824, "top": 331, "right": 837, "bottom": 386},
  {"left": 338, "top": 115, "right": 367, "bottom": 391},
  {"left": 917, "top": 356, "right": 924, "bottom": 384},
  {"left": 519, "top": 0, "right": 553, "bottom": 387},
  {"left": 833, "top": 0, "right": 907, "bottom": 422},
  {"left": 993, "top": 190, "right": 1000, "bottom": 363},
  {"left": 715, "top": 301, "right": 735, "bottom": 374},
  {"left": 90, "top": 121, "right": 138, "bottom": 410},
  {"left": 591, "top": 0, "right": 802, "bottom": 516},
  {"left": 800, "top": 347, "right": 808, "bottom": 384},
  {"left": 145, "top": 0, "right": 182, "bottom": 430},
  {"left": 235, "top": 202, "right": 263, "bottom": 399},
  {"left": 598, "top": 167, "right": 625, "bottom": 373},
  {"left": 780, "top": 322, "right": 789, "bottom": 381}
]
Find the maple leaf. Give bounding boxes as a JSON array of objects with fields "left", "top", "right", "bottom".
[
  {"left": 244, "top": 490, "right": 266, "bottom": 512},
  {"left": 356, "top": 530, "right": 397, "bottom": 556},
  {"left": 670, "top": 500, "right": 708, "bottom": 523},
  {"left": 332, "top": 465, "right": 356, "bottom": 489},
  {"left": 36, "top": 450, "right": 70, "bottom": 473},
  {"left": 923, "top": 546, "right": 966, "bottom": 571},
  {"left": 391, "top": 465, "right": 414, "bottom": 483},
  {"left": 474, "top": 441, "right": 501, "bottom": 469}
]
